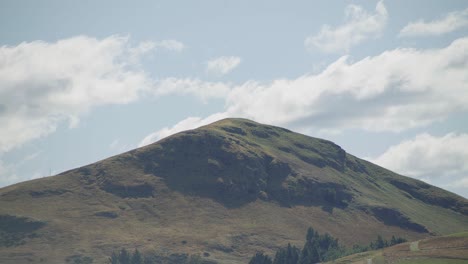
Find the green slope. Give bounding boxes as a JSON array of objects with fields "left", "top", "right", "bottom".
[
  {"left": 327, "top": 232, "right": 468, "bottom": 264},
  {"left": 0, "top": 118, "right": 467, "bottom": 263}
]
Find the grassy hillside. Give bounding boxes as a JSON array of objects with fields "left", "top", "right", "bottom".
[
  {"left": 328, "top": 232, "right": 468, "bottom": 264},
  {"left": 0, "top": 118, "right": 467, "bottom": 263}
]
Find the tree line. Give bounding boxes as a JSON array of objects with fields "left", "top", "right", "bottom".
[
  {"left": 108, "top": 249, "right": 144, "bottom": 264},
  {"left": 108, "top": 248, "right": 214, "bottom": 264},
  {"left": 107, "top": 228, "right": 406, "bottom": 264},
  {"left": 248, "top": 227, "right": 407, "bottom": 264}
]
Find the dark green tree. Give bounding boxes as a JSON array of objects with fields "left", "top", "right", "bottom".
[
  {"left": 273, "top": 243, "right": 299, "bottom": 264},
  {"left": 389, "top": 235, "right": 407, "bottom": 246},
  {"left": 188, "top": 254, "right": 208, "bottom": 264},
  {"left": 374, "top": 235, "right": 387, "bottom": 249},
  {"left": 249, "top": 252, "right": 273, "bottom": 264},
  {"left": 131, "top": 249, "right": 143, "bottom": 264},
  {"left": 109, "top": 252, "right": 119, "bottom": 264},
  {"left": 298, "top": 227, "right": 342, "bottom": 263},
  {"left": 118, "top": 248, "right": 131, "bottom": 264},
  {"left": 298, "top": 228, "right": 320, "bottom": 264}
]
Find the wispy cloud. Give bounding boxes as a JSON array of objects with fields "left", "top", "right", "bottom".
[
  {"left": 129, "top": 39, "right": 185, "bottom": 63},
  {"left": 109, "top": 139, "right": 134, "bottom": 154},
  {"left": 206, "top": 56, "right": 241, "bottom": 75},
  {"left": 305, "top": 1, "right": 388, "bottom": 53},
  {"left": 400, "top": 7, "right": 468, "bottom": 37},
  {"left": 154, "top": 39, "right": 186, "bottom": 52},
  {"left": 152, "top": 78, "right": 231, "bottom": 101}
]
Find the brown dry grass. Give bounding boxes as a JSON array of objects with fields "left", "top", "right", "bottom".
[{"left": 331, "top": 233, "right": 468, "bottom": 264}]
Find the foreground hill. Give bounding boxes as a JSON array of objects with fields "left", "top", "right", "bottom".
[
  {"left": 0, "top": 118, "right": 467, "bottom": 263},
  {"left": 328, "top": 232, "right": 468, "bottom": 264}
]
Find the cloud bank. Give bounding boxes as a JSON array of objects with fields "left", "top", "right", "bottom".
[
  {"left": 372, "top": 133, "right": 468, "bottom": 179},
  {"left": 140, "top": 37, "right": 468, "bottom": 146},
  {"left": 371, "top": 133, "right": 468, "bottom": 196},
  {"left": 0, "top": 35, "right": 189, "bottom": 153}
]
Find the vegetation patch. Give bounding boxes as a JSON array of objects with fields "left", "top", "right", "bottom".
[
  {"left": 140, "top": 131, "right": 294, "bottom": 207},
  {"left": 397, "top": 259, "right": 468, "bottom": 264},
  {"left": 389, "top": 179, "right": 468, "bottom": 215},
  {"left": 370, "top": 207, "right": 428, "bottom": 233},
  {"left": 101, "top": 183, "right": 154, "bottom": 198},
  {"left": 276, "top": 179, "right": 353, "bottom": 208},
  {"left": 109, "top": 248, "right": 217, "bottom": 264},
  {"left": 94, "top": 211, "right": 118, "bottom": 219},
  {"left": 447, "top": 231, "right": 468, "bottom": 238},
  {"left": 29, "top": 189, "right": 71, "bottom": 198},
  {"left": 207, "top": 243, "right": 234, "bottom": 253},
  {"left": 65, "top": 254, "right": 94, "bottom": 264},
  {"left": 251, "top": 130, "right": 271, "bottom": 138},
  {"left": 278, "top": 146, "right": 293, "bottom": 153},
  {"left": 220, "top": 126, "right": 247, "bottom": 136},
  {"left": 345, "top": 155, "right": 369, "bottom": 174},
  {"left": 244, "top": 122, "right": 258, "bottom": 128},
  {"left": 139, "top": 128, "right": 356, "bottom": 209},
  {"left": 288, "top": 141, "right": 346, "bottom": 171},
  {"left": 0, "top": 215, "right": 45, "bottom": 247},
  {"left": 248, "top": 227, "right": 407, "bottom": 264}
]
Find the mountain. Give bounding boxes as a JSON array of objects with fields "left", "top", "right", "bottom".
[{"left": 0, "top": 118, "right": 467, "bottom": 263}]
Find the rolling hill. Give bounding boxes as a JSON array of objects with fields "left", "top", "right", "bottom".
[
  {"left": 0, "top": 118, "right": 467, "bottom": 263},
  {"left": 328, "top": 231, "right": 468, "bottom": 264}
]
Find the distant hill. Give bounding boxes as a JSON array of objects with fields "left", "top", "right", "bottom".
[{"left": 0, "top": 118, "right": 467, "bottom": 263}]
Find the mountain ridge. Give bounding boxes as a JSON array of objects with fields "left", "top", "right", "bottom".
[{"left": 0, "top": 118, "right": 467, "bottom": 263}]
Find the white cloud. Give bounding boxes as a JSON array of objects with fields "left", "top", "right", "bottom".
[
  {"left": 0, "top": 35, "right": 154, "bottom": 152},
  {"left": 400, "top": 7, "right": 468, "bottom": 37},
  {"left": 130, "top": 39, "right": 185, "bottom": 57},
  {"left": 138, "top": 113, "right": 228, "bottom": 147},
  {"left": 206, "top": 56, "right": 241, "bottom": 75},
  {"left": 305, "top": 1, "right": 388, "bottom": 53},
  {"left": 152, "top": 78, "right": 231, "bottom": 101},
  {"left": 0, "top": 35, "right": 158, "bottom": 186},
  {"left": 370, "top": 133, "right": 468, "bottom": 197},
  {"left": 129, "top": 39, "right": 185, "bottom": 63},
  {"left": 371, "top": 133, "right": 468, "bottom": 178},
  {"left": 0, "top": 35, "right": 225, "bottom": 153},
  {"left": 140, "top": 37, "right": 468, "bottom": 144}
]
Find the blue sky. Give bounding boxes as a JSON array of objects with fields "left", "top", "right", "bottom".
[{"left": 1, "top": 0, "right": 468, "bottom": 198}]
